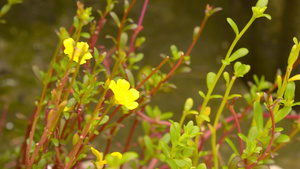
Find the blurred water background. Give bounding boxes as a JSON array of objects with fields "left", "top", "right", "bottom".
[{"left": 0, "top": 0, "right": 300, "bottom": 168}]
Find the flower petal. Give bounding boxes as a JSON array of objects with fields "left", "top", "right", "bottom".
[
  {"left": 110, "top": 152, "right": 122, "bottom": 159},
  {"left": 80, "top": 52, "right": 93, "bottom": 64},
  {"left": 63, "top": 38, "right": 74, "bottom": 56},
  {"left": 125, "top": 101, "right": 139, "bottom": 110},
  {"left": 127, "top": 88, "right": 139, "bottom": 100},
  {"left": 91, "top": 147, "right": 102, "bottom": 161},
  {"left": 109, "top": 80, "right": 117, "bottom": 92},
  {"left": 116, "top": 79, "right": 130, "bottom": 92}
]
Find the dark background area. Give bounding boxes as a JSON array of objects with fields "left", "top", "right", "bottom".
[{"left": 0, "top": 0, "right": 300, "bottom": 168}]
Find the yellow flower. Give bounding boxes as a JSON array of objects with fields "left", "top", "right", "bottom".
[
  {"left": 110, "top": 152, "right": 122, "bottom": 159},
  {"left": 109, "top": 79, "right": 139, "bottom": 110},
  {"left": 90, "top": 147, "right": 106, "bottom": 169},
  {"left": 63, "top": 38, "right": 93, "bottom": 65}
]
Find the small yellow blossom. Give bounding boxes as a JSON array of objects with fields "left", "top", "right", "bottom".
[
  {"left": 109, "top": 79, "right": 139, "bottom": 110},
  {"left": 63, "top": 106, "right": 72, "bottom": 112},
  {"left": 63, "top": 38, "right": 93, "bottom": 65},
  {"left": 110, "top": 152, "right": 122, "bottom": 159},
  {"left": 90, "top": 147, "right": 106, "bottom": 169}
]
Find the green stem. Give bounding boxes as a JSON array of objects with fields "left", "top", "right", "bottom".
[
  {"left": 211, "top": 76, "right": 236, "bottom": 169},
  {"left": 198, "top": 15, "right": 256, "bottom": 117},
  {"left": 179, "top": 112, "right": 187, "bottom": 127},
  {"left": 193, "top": 15, "right": 256, "bottom": 167}
]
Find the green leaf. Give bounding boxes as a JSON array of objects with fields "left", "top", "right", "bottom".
[
  {"left": 170, "top": 121, "right": 181, "bottom": 144},
  {"left": 227, "top": 18, "right": 239, "bottom": 35},
  {"left": 123, "top": 23, "right": 138, "bottom": 32},
  {"left": 73, "top": 16, "right": 79, "bottom": 29},
  {"left": 142, "top": 121, "right": 150, "bottom": 135},
  {"left": 206, "top": 72, "right": 216, "bottom": 89},
  {"left": 197, "top": 163, "right": 207, "bottom": 169},
  {"left": 247, "top": 126, "right": 259, "bottom": 142},
  {"left": 67, "top": 98, "right": 76, "bottom": 107},
  {"left": 228, "top": 156, "right": 243, "bottom": 169},
  {"left": 98, "top": 115, "right": 109, "bottom": 125},
  {"left": 184, "top": 98, "right": 193, "bottom": 111},
  {"left": 51, "top": 138, "right": 59, "bottom": 147},
  {"left": 144, "top": 136, "right": 154, "bottom": 156},
  {"left": 93, "top": 47, "right": 100, "bottom": 60},
  {"left": 160, "top": 112, "right": 173, "bottom": 120},
  {"left": 234, "top": 62, "right": 251, "bottom": 77},
  {"left": 274, "top": 106, "right": 292, "bottom": 123},
  {"left": 0, "top": 4, "right": 11, "bottom": 17},
  {"left": 170, "top": 45, "right": 180, "bottom": 60},
  {"left": 198, "top": 114, "right": 210, "bottom": 122},
  {"left": 253, "top": 101, "right": 263, "bottom": 132},
  {"left": 210, "top": 94, "right": 223, "bottom": 99},
  {"left": 173, "top": 159, "right": 190, "bottom": 168},
  {"left": 38, "top": 158, "right": 47, "bottom": 168},
  {"left": 72, "top": 133, "right": 79, "bottom": 146},
  {"left": 227, "top": 94, "right": 242, "bottom": 100},
  {"left": 124, "top": 0, "right": 129, "bottom": 12},
  {"left": 135, "top": 37, "right": 146, "bottom": 48},
  {"left": 256, "top": 0, "right": 269, "bottom": 8},
  {"left": 134, "top": 53, "right": 144, "bottom": 63},
  {"left": 8, "top": 0, "right": 23, "bottom": 5},
  {"left": 276, "top": 134, "right": 290, "bottom": 143},
  {"left": 166, "top": 158, "right": 178, "bottom": 169},
  {"left": 32, "top": 65, "right": 43, "bottom": 82},
  {"left": 65, "top": 157, "right": 70, "bottom": 164},
  {"left": 199, "top": 90, "right": 206, "bottom": 98},
  {"left": 121, "top": 152, "right": 138, "bottom": 164},
  {"left": 223, "top": 71, "right": 230, "bottom": 86},
  {"left": 110, "top": 11, "right": 120, "bottom": 27},
  {"left": 289, "top": 74, "right": 300, "bottom": 82},
  {"left": 125, "top": 69, "right": 135, "bottom": 87},
  {"left": 237, "top": 133, "right": 247, "bottom": 142},
  {"left": 77, "top": 153, "right": 87, "bottom": 160},
  {"left": 225, "top": 137, "right": 239, "bottom": 155},
  {"left": 182, "top": 147, "right": 194, "bottom": 157},
  {"left": 80, "top": 32, "right": 91, "bottom": 39},
  {"left": 160, "top": 141, "right": 171, "bottom": 158},
  {"left": 284, "top": 82, "right": 295, "bottom": 100},
  {"left": 229, "top": 48, "right": 249, "bottom": 62},
  {"left": 187, "top": 110, "right": 198, "bottom": 115},
  {"left": 119, "top": 32, "right": 128, "bottom": 49},
  {"left": 161, "top": 133, "right": 171, "bottom": 144}
]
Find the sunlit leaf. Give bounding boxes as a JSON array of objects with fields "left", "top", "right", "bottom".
[
  {"left": 110, "top": 11, "right": 120, "bottom": 27},
  {"left": 227, "top": 18, "right": 239, "bottom": 35},
  {"left": 206, "top": 72, "right": 216, "bottom": 89},
  {"left": 229, "top": 48, "right": 249, "bottom": 62},
  {"left": 253, "top": 101, "right": 263, "bottom": 132}
]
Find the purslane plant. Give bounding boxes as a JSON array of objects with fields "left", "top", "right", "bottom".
[{"left": 1, "top": 0, "right": 299, "bottom": 169}]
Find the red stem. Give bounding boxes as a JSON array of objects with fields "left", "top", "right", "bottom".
[
  {"left": 123, "top": 117, "right": 139, "bottom": 153},
  {"left": 116, "top": 0, "right": 137, "bottom": 51},
  {"left": 136, "top": 57, "right": 169, "bottom": 90},
  {"left": 247, "top": 107, "right": 276, "bottom": 169},
  {"left": 227, "top": 104, "right": 244, "bottom": 154},
  {"left": 263, "top": 113, "right": 300, "bottom": 119},
  {"left": 149, "top": 54, "right": 184, "bottom": 96},
  {"left": 129, "top": 0, "right": 149, "bottom": 53},
  {"left": 185, "top": 14, "right": 209, "bottom": 56}
]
